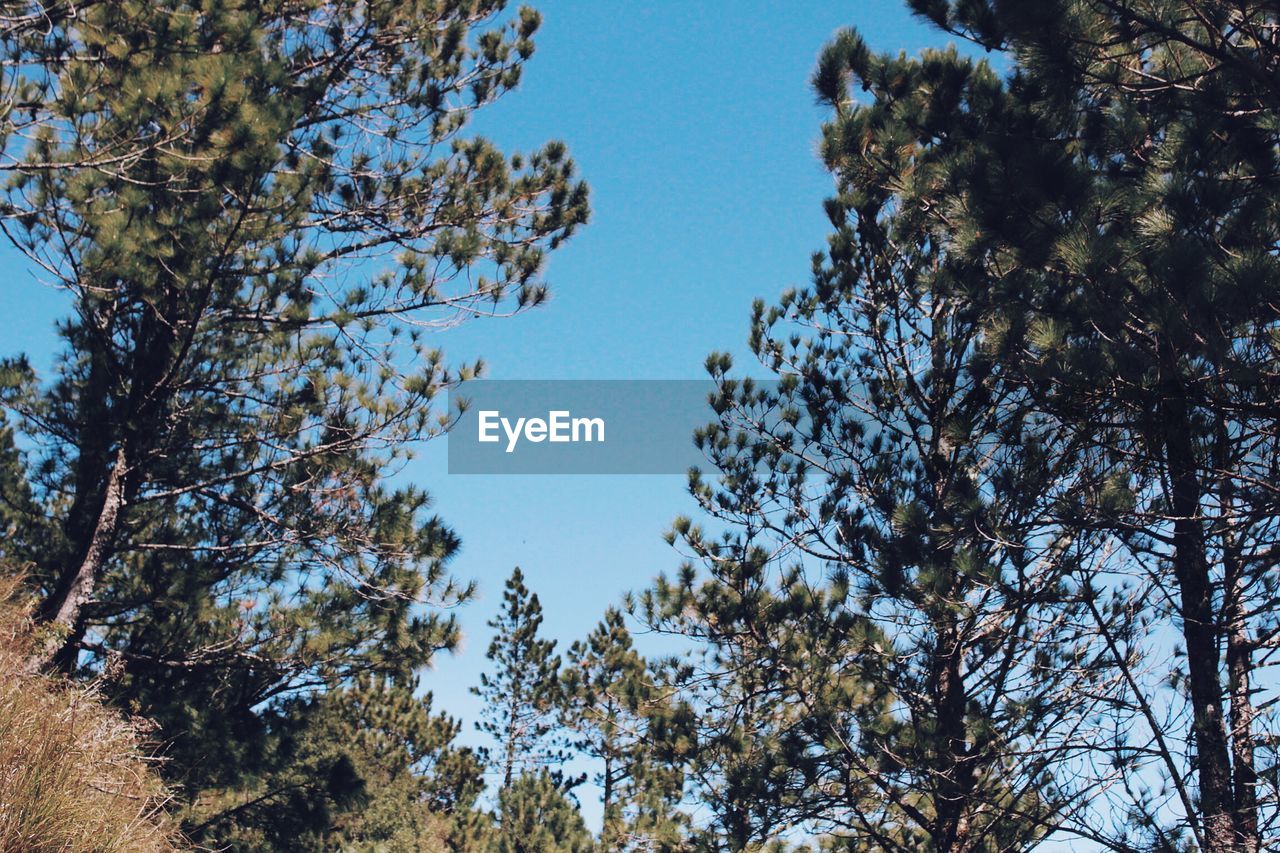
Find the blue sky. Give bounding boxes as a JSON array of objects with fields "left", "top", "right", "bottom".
[
  {"left": 415, "top": 0, "right": 991, "bottom": 824},
  {"left": 0, "top": 0, "right": 996, "bottom": 832}
]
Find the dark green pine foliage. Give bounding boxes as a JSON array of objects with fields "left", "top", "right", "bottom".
[
  {"left": 192, "top": 676, "right": 484, "bottom": 850},
  {"left": 641, "top": 30, "right": 1119, "bottom": 853},
  {"left": 0, "top": 411, "right": 53, "bottom": 573},
  {"left": 643, "top": 616, "right": 871, "bottom": 852},
  {"left": 0, "top": 0, "right": 586, "bottom": 831},
  {"left": 473, "top": 567, "right": 577, "bottom": 792},
  {"left": 840, "top": 3, "right": 1280, "bottom": 849},
  {"left": 493, "top": 770, "right": 593, "bottom": 853},
  {"left": 562, "top": 607, "right": 688, "bottom": 850}
]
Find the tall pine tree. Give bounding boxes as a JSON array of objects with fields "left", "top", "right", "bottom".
[
  {"left": 0, "top": 0, "right": 587, "bottom": 831},
  {"left": 643, "top": 26, "right": 1125, "bottom": 853},
  {"left": 816, "top": 3, "right": 1280, "bottom": 848}
]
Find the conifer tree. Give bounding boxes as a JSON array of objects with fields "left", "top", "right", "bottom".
[
  {"left": 562, "top": 607, "right": 687, "bottom": 850},
  {"left": 493, "top": 770, "right": 593, "bottom": 853},
  {"left": 191, "top": 676, "right": 484, "bottom": 850},
  {"left": 645, "top": 626, "right": 860, "bottom": 851},
  {"left": 813, "top": 4, "right": 1280, "bottom": 848},
  {"left": 645, "top": 218, "right": 1111, "bottom": 850},
  {"left": 643, "top": 30, "right": 1122, "bottom": 853},
  {"left": 0, "top": 0, "right": 587, "bottom": 829},
  {"left": 0, "top": 0, "right": 587, "bottom": 669},
  {"left": 473, "top": 567, "right": 575, "bottom": 792}
]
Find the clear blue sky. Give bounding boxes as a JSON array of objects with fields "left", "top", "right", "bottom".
[{"left": 0, "top": 0, "right": 996, "bottom": 832}]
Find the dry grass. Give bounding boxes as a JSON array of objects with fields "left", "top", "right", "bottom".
[{"left": 0, "top": 575, "right": 182, "bottom": 851}]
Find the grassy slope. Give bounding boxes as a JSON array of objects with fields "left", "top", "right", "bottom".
[{"left": 0, "top": 575, "right": 181, "bottom": 851}]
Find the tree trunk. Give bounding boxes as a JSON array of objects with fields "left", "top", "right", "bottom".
[
  {"left": 1223, "top": 532, "right": 1258, "bottom": 849},
  {"left": 1227, "top": 609, "right": 1258, "bottom": 852},
  {"left": 1160, "top": 395, "right": 1235, "bottom": 850},
  {"left": 36, "top": 442, "right": 128, "bottom": 671},
  {"left": 1217, "top": 410, "right": 1259, "bottom": 852},
  {"left": 602, "top": 748, "right": 620, "bottom": 847},
  {"left": 933, "top": 620, "right": 973, "bottom": 853}
]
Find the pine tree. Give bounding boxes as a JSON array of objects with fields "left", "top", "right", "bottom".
[
  {"left": 641, "top": 28, "right": 1121, "bottom": 852},
  {"left": 473, "top": 567, "right": 576, "bottom": 792},
  {"left": 562, "top": 607, "right": 687, "bottom": 850},
  {"left": 0, "top": 0, "right": 587, "bottom": 831},
  {"left": 818, "top": 4, "right": 1280, "bottom": 848},
  {"left": 191, "top": 676, "right": 484, "bottom": 850},
  {"left": 645, "top": 624, "right": 867, "bottom": 851},
  {"left": 493, "top": 770, "right": 592, "bottom": 853},
  {"left": 0, "top": 0, "right": 587, "bottom": 668}
]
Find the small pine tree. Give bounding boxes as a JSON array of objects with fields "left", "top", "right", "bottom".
[
  {"left": 494, "top": 770, "right": 592, "bottom": 853},
  {"left": 191, "top": 676, "right": 484, "bottom": 850},
  {"left": 473, "top": 568, "right": 576, "bottom": 792},
  {"left": 562, "top": 607, "right": 687, "bottom": 849}
]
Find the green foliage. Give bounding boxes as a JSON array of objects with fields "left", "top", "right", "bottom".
[
  {"left": 562, "top": 608, "right": 687, "bottom": 850},
  {"left": 5, "top": 2, "right": 1280, "bottom": 851},
  {"left": 870, "top": 3, "right": 1280, "bottom": 849},
  {"left": 473, "top": 567, "right": 577, "bottom": 791},
  {"left": 0, "top": 0, "right": 587, "bottom": 835},
  {"left": 639, "top": 6, "right": 1164, "bottom": 850},
  {"left": 748, "top": 2, "right": 1280, "bottom": 850},
  {"left": 492, "top": 770, "right": 593, "bottom": 853},
  {"left": 191, "top": 676, "right": 482, "bottom": 850}
]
